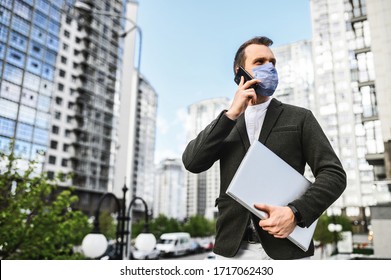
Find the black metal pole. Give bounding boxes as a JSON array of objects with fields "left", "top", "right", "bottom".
[
  {"left": 124, "top": 196, "right": 150, "bottom": 259},
  {"left": 119, "top": 183, "right": 128, "bottom": 259},
  {"left": 332, "top": 215, "right": 339, "bottom": 255},
  {"left": 93, "top": 193, "right": 121, "bottom": 259}
]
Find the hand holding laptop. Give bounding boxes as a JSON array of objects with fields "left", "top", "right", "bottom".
[{"left": 254, "top": 203, "right": 296, "bottom": 239}]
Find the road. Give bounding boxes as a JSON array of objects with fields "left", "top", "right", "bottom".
[{"left": 160, "top": 251, "right": 214, "bottom": 260}]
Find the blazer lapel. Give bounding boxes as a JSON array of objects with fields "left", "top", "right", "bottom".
[{"left": 258, "top": 99, "right": 283, "bottom": 144}]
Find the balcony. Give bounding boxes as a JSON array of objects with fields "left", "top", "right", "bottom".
[{"left": 365, "top": 152, "right": 384, "bottom": 166}]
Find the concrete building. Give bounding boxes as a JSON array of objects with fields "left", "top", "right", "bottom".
[
  {"left": 310, "top": 0, "right": 390, "bottom": 214},
  {"left": 0, "top": 0, "right": 139, "bottom": 214},
  {"left": 272, "top": 40, "right": 315, "bottom": 110},
  {"left": 131, "top": 74, "right": 158, "bottom": 209},
  {"left": 366, "top": 0, "right": 391, "bottom": 182},
  {"left": 185, "top": 97, "right": 230, "bottom": 219},
  {"left": 154, "top": 158, "right": 186, "bottom": 220}
]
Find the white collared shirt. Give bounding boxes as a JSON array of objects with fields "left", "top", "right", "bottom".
[{"left": 244, "top": 98, "right": 272, "bottom": 144}]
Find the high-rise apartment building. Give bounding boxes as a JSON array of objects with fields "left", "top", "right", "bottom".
[
  {"left": 185, "top": 97, "right": 230, "bottom": 219},
  {"left": 310, "top": 0, "right": 390, "bottom": 210},
  {"left": 1, "top": 0, "right": 65, "bottom": 173},
  {"left": 366, "top": 0, "right": 391, "bottom": 182},
  {"left": 272, "top": 40, "right": 316, "bottom": 181},
  {"left": 0, "top": 0, "right": 138, "bottom": 214},
  {"left": 273, "top": 40, "right": 315, "bottom": 111},
  {"left": 154, "top": 158, "right": 186, "bottom": 220},
  {"left": 131, "top": 74, "right": 157, "bottom": 209}
]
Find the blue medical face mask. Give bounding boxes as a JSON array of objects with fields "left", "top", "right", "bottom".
[{"left": 252, "top": 62, "right": 279, "bottom": 96}]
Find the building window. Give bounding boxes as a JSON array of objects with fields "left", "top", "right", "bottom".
[
  {"left": 65, "top": 129, "right": 71, "bottom": 137},
  {"left": 50, "top": 140, "right": 58, "bottom": 149},
  {"left": 48, "top": 155, "right": 56, "bottom": 164},
  {"left": 58, "top": 83, "right": 64, "bottom": 91},
  {"left": 61, "top": 158, "right": 68, "bottom": 167},
  {"left": 64, "top": 30, "right": 70, "bottom": 38},
  {"left": 63, "top": 144, "right": 69, "bottom": 152},
  {"left": 52, "top": 125, "right": 59, "bottom": 134},
  {"left": 59, "top": 69, "right": 66, "bottom": 77},
  {"left": 60, "top": 56, "right": 67, "bottom": 64},
  {"left": 66, "top": 115, "right": 72, "bottom": 123},
  {"left": 63, "top": 43, "right": 69, "bottom": 51},
  {"left": 47, "top": 171, "right": 54, "bottom": 179},
  {"left": 55, "top": 96, "right": 63, "bottom": 105},
  {"left": 54, "top": 111, "right": 61, "bottom": 120}
]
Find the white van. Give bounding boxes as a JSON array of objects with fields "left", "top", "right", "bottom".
[{"left": 156, "top": 232, "right": 191, "bottom": 256}]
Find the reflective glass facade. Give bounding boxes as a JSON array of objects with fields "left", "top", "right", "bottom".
[
  {"left": 1, "top": 0, "right": 127, "bottom": 214},
  {"left": 0, "top": 0, "right": 63, "bottom": 168}
]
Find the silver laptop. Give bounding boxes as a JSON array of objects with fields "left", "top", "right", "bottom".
[{"left": 226, "top": 141, "right": 318, "bottom": 252}]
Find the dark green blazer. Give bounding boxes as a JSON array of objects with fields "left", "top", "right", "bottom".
[{"left": 182, "top": 98, "right": 346, "bottom": 259}]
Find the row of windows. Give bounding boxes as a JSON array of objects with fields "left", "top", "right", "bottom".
[
  {"left": 0, "top": 135, "right": 47, "bottom": 161},
  {"left": 51, "top": 125, "right": 72, "bottom": 138},
  {"left": 0, "top": 119, "right": 48, "bottom": 146},
  {"left": 2, "top": 63, "right": 55, "bottom": 87},
  {"left": 0, "top": 98, "right": 50, "bottom": 128},
  {"left": 48, "top": 154, "right": 69, "bottom": 167},
  {"left": 4, "top": 49, "right": 56, "bottom": 78}
]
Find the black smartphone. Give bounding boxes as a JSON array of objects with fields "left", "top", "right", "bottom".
[{"left": 234, "top": 66, "right": 257, "bottom": 89}]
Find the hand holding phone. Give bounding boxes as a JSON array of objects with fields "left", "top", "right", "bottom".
[{"left": 234, "top": 66, "right": 258, "bottom": 90}]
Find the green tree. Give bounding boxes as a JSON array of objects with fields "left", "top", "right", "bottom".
[
  {"left": 0, "top": 147, "right": 91, "bottom": 259},
  {"left": 313, "top": 213, "right": 352, "bottom": 258},
  {"left": 99, "top": 211, "right": 117, "bottom": 240},
  {"left": 183, "top": 215, "right": 215, "bottom": 237},
  {"left": 132, "top": 214, "right": 183, "bottom": 239}
]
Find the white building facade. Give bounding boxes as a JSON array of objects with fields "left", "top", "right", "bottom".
[
  {"left": 153, "top": 158, "right": 186, "bottom": 220},
  {"left": 185, "top": 97, "right": 230, "bottom": 219}
]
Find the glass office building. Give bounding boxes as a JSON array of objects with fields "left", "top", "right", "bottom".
[
  {"left": 0, "top": 0, "right": 127, "bottom": 214},
  {"left": 0, "top": 0, "right": 66, "bottom": 170}
]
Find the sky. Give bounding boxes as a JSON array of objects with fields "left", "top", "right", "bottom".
[{"left": 136, "top": 0, "right": 313, "bottom": 164}]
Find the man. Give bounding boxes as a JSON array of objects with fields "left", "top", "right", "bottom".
[{"left": 182, "top": 36, "right": 346, "bottom": 259}]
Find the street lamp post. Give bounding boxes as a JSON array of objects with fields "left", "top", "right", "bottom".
[
  {"left": 82, "top": 184, "right": 156, "bottom": 259},
  {"left": 328, "top": 210, "right": 342, "bottom": 256}
]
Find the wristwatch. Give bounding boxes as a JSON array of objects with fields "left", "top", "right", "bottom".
[{"left": 287, "top": 204, "right": 305, "bottom": 228}]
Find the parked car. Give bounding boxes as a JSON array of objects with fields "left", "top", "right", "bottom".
[
  {"left": 130, "top": 246, "right": 160, "bottom": 260},
  {"left": 156, "top": 232, "right": 192, "bottom": 257},
  {"left": 188, "top": 240, "right": 204, "bottom": 254},
  {"left": 200, "top": 240, "right": 214, "bottom": 251}
]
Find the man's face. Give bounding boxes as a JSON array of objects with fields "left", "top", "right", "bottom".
[{"left": 243, "top": 44, "right": 276, "bottom": 77}]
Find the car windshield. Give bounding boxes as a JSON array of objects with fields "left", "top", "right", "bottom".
[{"left": 158, "top": 239, "right": 175, "bottom": 244}]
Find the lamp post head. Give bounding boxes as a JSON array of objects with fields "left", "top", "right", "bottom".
[
  {"left": 74, "top": 1, "right": 93, "bottom": 13},
  {"left": 82, "top": 233, "right": 108, "bottom": 259},
  {"left": 134, "top": 233, "right": 156, "bottom": 253}
]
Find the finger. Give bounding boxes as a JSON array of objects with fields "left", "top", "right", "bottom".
[
  {"left": 254, "top": 203, "right": 271, "bottom": 213},
  {"left": 273, "top": 233, "right": 286, "bottom": 239},
  {"left": 242, "top": 89, "right": 257, "bottom": 99},
  {"left": 238, "top": 75, "right": 245, "bottom": 86},
  {"left": 242, "top": 78, "right": 260, "bottom": 89}
]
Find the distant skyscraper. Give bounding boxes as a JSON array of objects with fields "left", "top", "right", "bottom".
[
  {"left": 272, "top": 40, "right": 316, "bottom": 181},
  {"left": 0, "top": 0, "right": 138, "bottom": 214},
  {"left": 273, "top": 40, "right": 315, "bottom": 110},
  {"left": 185, "top": 97, "right": 230, "bottom": 219},
  {"left": 310, "top": 0, "right": 389, "bottom": 208},
  {"left": 154, "top": 158, "right": 185, "bottom": 220},
  {"left": 131, "top": 74, "right": 157, "bottom": 209}
]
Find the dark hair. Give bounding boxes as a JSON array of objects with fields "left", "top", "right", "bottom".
[{"left": 233, "top": 36, "right": 273, "bottom": 73}]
